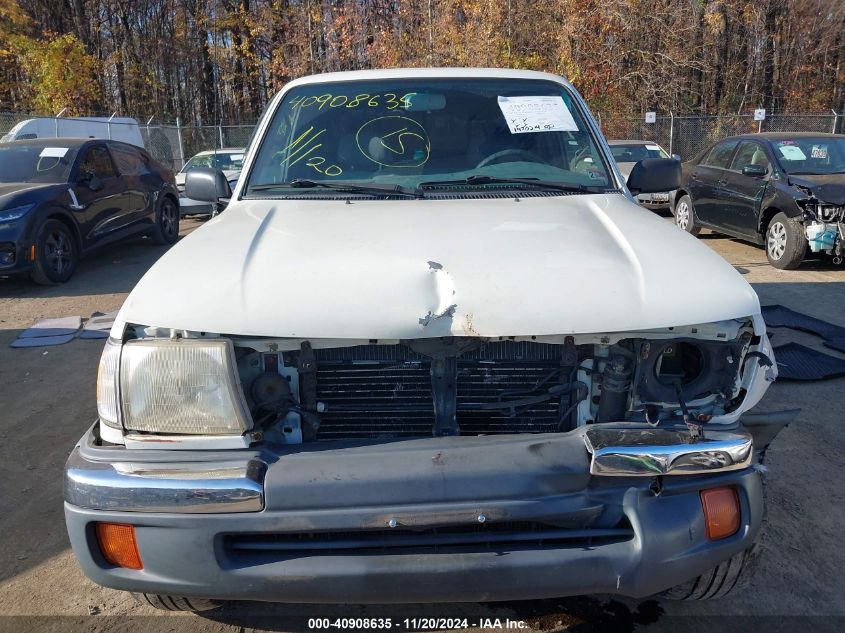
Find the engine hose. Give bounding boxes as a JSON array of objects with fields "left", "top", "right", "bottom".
[
  {"left": 743, "top": 351, "right": 773, "bottom": 368},
  {"left": 596, "top": 351, "right": 634, "bottom": 423}
]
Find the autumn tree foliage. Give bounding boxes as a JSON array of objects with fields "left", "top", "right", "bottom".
[{"left": 1, "top": 0, "right": 843, "bottom": 122}]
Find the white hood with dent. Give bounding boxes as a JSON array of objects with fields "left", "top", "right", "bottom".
[{"left": 118, "top": 194, "right": 760, "bottom": 339}]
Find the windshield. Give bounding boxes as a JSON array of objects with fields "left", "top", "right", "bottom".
[
  {"left": 245, "top": 78, "right": 614, "bottom": 196},
  {"left": 609, "top": 143, "right": 668, "bottom": 162},
  {"left": 772, "top": 138, "right": 845, "bottom": 175},
  {"left": 182, "top": 151, "right": 245, "bottom": 173},
  {"left": 0, "top": 144, "right": 78, "bottom": 183}
]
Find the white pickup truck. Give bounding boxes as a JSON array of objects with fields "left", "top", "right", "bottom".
[{"left": 64, "top": 68, "right": 787, "bottom": 612}]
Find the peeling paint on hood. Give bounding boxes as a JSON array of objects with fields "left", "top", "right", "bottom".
[{"left": 118, "top": 194, "right": 760, "bottom": 338}]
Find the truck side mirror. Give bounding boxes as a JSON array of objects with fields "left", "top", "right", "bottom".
[
  {"left": 626, "top": 158, "right": 681, "bottom": 195},
  {"left": 185, "top": 167, "right": 232, "bottom": 203}
]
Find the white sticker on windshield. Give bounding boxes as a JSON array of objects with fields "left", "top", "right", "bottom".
[
  {"left": 811, "top": 145, "right": 828, "bottom": 159},
  {"left": 497, "top": 96, "right": 578, "bottom": 134},
  {"left": 646, "top": 144, "right": 661, "bottom": 151},
  {"left": 231, "top": 154, "right": 244, "bottom": 161},
  {"left": 778, "top": 145, "right": 807, "bottom": 160},
  {"left": 40, "top": 147, "right": 69, "bottom": 158}
]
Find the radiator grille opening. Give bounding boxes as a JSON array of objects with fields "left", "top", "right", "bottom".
[{"left": 313, "top": 342, "right": 572, "bottom": 440}]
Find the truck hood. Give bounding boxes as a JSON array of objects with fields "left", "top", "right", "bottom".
[{"left": 119, "top": 194, "right": 760, "bottom": 338}]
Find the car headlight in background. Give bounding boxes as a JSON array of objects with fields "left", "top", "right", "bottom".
[
  {"left": 816, "top": 204, "right": 844, "bottom": 222},
  {"left": 0, "top": 203, "right": 35, "bottom": 222},
  {"left": 96, "top": 338, "right": 251, "bottom": 435}
]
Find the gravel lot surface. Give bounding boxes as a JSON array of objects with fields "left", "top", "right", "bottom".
[{"left": 0, "top": 216, "right": 843, "bottom": 632}]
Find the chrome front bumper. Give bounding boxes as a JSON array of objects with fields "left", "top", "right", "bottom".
[
  {"left": 65, "top": 422, "right": 754, "bottom": 515},
  {"left": 585, "top": 426, "right": 753, "bottom": 476},
  {"left": 64, "top": 446, "right": 266, "bottom": 513}
]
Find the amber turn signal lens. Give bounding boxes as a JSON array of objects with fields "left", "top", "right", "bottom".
[
  {"left": 95, "top": 522, "right": 143, "bottom": 569},
  {"left": 700, "top": 487, "right": 741, "bottom": 540}
]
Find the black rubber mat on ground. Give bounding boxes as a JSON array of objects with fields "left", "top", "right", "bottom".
[
  {"left": 762, "top": 305, "right": 845, "bottom": 341},
  {"left": 773, "top": 342, "right": 845, "bottom": 381}
]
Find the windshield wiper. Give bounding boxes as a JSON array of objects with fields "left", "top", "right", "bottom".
[
  {"left": 419, "top": 175, "right": 600, "bottom": 193},
  {"left": 248, "top": 179, "right": 420, "bottom": 198}
]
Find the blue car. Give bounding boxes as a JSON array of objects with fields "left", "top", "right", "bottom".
[{"left": 0, "top": 138, "right": 180, "bottom": 283}]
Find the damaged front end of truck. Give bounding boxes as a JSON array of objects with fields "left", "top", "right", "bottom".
[
  {"left": 64, "top": 311, "right": 793, "bottom": 604},
  {"left": 63, "top": 68, "right": 796, "bottom": 608},
  {"left": 108, "top": 316, "right": 777, "bottom": 450}
]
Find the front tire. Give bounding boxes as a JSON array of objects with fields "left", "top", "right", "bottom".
[
  {"left": 30, "top": 219, "right": 78, "bottom": 285},
  {"left": 674, "top": 195, "right": 700, "bottom": 236},
  {"left": 659, "top": 545, "right": 760, "bottom": 601},
  {"left": 152, "top": 196, "right": 180, "bottom": 245},
  {"left": 132, "top": 592, "right": 222, "bottom": 612},
  {"left": 766, "top": 212, "right": 806, "bottom": 269}
]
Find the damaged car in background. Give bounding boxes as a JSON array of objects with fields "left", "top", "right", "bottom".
[
  {"left": 672, "top": 132, "right": 845, "bottom": 269},
  {"left": 64, "top": 68, "right": 793, "bottom": 612}
]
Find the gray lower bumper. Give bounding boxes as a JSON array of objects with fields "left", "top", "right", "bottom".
[{"left": 64, "top": 424, "right": 764, "bottom": 603}]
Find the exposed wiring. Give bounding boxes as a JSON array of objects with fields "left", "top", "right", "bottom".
[
  {"left": 474, "top": 381, "right": 580, "bottom": 411},
  {"left": 557, "top": 390, "right": 588, "bottom": 431},
  {"left": 252, "top": 396, "right": 298, "bottom": 427},
  {"left": 675, "top": 382, "right": 703, "bottom": 440}
]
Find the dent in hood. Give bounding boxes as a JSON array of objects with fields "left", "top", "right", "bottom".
[{"left": 119, "top": 194, "right": 760, "bottom": 339}]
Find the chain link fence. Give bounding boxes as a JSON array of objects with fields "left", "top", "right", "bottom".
[
  {"left": 595, "top": 111, "right": 843, "bottom": 161},
  {"left": 0, "top": 111, "right": 255, "bottom": 171},
  {"left": 2, "top": 109, "right": 843, "bottom": 171}
]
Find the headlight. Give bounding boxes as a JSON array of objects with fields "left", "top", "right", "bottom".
[
  {"left": 817, "top": 205, "right": 844, "bottom": 222},
  {"left": 96, "top": 338, "right": 251, "bottom": 435},
  {"left": 0, "top": 203, "right": 35, "bottom": 222},
  {"left": 96, "top": 340, "right": 122, "bottom": 429}
]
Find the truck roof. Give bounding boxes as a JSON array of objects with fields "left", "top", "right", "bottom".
[{"left": 285, "top": 67, "right": 571, "bottom": 89}]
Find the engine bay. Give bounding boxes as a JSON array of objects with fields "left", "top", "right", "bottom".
[{"left": 221, "top": 320, "right": 765, "bottom": 444}]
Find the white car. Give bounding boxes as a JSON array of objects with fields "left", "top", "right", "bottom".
[
  {"left": 0, "top": 116, "right": 145, "bottom": 147},
  {"left": 65, "top": 68, "right": 785, "bottom": 611},
  {"left": 175, "top": 148, "right": 244, "bottom": 215},
  {"left": 608, "top": 139, "right": 679, "bottom": 210}
]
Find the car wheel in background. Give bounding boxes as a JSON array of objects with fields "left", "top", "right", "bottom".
[
  {"left": 674, "top": 195, "right": 700, "bottom": 236},
  {"left": 30, "top": 219, "right": 78, "bottom": 285},
  {"left": 152, "top": 196, "right": 180, "bottom": 245},
  {"left": 132, "top": 592, "right": 222, "bottom": 612},
  {"left": 765, "top": 212, "right": 806, "bottom": 270}
]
